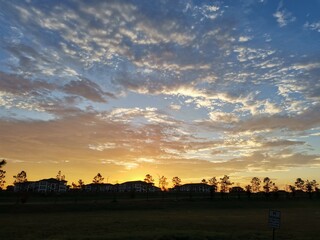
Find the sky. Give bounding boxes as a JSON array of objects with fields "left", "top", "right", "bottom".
[{"left": 0, "top": 0, "right": 319, "bottom": 188}]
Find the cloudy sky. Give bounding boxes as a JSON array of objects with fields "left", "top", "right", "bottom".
[{"left": 0, "top": 0, "right": 319, "bottom": 187}]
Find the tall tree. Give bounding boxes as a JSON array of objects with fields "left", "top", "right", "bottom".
[
  {"left": 0, "top": 159, "right": 6, "bottom": 168},
  {"left": 93, "top": 173, "right": 104, "bottom": 184},
  {"left": 144, "top": 174, "right": 154, "bottom": 200},
  {"left": 245, "top": 185, "right": 252, "bottom": 199},
  {"left": 0, "top": 160, "right": 6, "bottom": 189},
  {"left": 208, "top": 177, "right": 218, "bottom": 192},
  {"left": 305, "top": 180, "right": 318, "bottom": 198},
  {"left": 13, "top": 171, "right": 27, "bottom": 184},
  {"left": 56, "top": 170, "right": 65, "bottom": 181},
  {"left": 159, "top": 176, "right": 168, "bottom": 191},
  {"left": 0, "top": 170, "right": 5, "bottom": 190},
  {"left": 78, "top": 179, "right": 85, "bottom": 188},
  {"left": 250, "top": 177, "right": 261, "bottom": 193},
  {"left": 144, "top": 174, "right": 154, "bottom": 184},
  {"left": 201, "top": 179, "right": 208, "bottom": 184},
  {"left": 172, "top": 176, "right": 181, "bottom": 187},
  {"left": 272, "top": 183, "right": 279, "bottom": 199},
  {"left": 263, "top": 177, "right": 273, "bottom": 196},
  {"left": 288, "top": 185, "right": 296, "bottom": 198},
  {"left": 220, "top": 175, "right": 233, "bottom": 193},
  {"left": 72, "top": 179, "right": 85, "bottom": 189},
  {"left": 295, "top": 178, "right": 305, "bottom": 191}
]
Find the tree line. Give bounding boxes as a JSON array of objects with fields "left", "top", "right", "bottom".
[{"left": 1, "top": 159, "right": 319, "bottom": 195}]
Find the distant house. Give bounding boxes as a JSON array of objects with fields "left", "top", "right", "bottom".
[
  {"left": 175, "top": 183, "right": 211, "bottom": 193},
  {"left": 13, "top": 181, "right": 32, "bottom": 192},
  {"left": 82, "top": 181, "right": 160, "bottom": 193},
  {"left": 118, "top": 181, "right": 160, "bottom": 192},
  {"left": 14, "top": 178, "right": 67, "bottom": 193},
  {"left": 229, "top": 186, "right": 244, "bottom": 193},
  {"left": 84, "top": 183, "right": 114, "bottom": 192}
]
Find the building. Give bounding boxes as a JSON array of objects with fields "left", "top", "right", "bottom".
[
  {"left": 84, "top": 183, "right": 114, "bottom": 192},
  {"left": 175, "top": 183, "right": 211, "bottom": 193},
  {"left": 118, "top": 181, "right": 160, "bottom": 192},
  {"left": 14, "top": 178, "right": 67, "bottom": 193}
]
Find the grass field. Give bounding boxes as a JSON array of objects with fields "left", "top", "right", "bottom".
[{"left": 1, "top": 196, "right": 320, "bottom": 240}]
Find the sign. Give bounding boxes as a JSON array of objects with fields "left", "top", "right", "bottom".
[{"left": 268, "top": 209, "right": 281, "bottom": 229}]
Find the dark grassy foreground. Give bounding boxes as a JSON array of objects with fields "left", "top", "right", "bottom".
[{"left": 0, "top": 197, "right": 319, "bottom": 240}]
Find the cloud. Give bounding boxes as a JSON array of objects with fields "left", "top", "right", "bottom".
[
  {"left": 101, "top": 159, "right": 139, "bottom": 170},
  {"left": 1, "top": 0, "right": 320, "bottom": 182},
  {"left": 0, "top": 72, "right": 115, "bottom": 118},
  {"left": 223, "top": 151, "right": 319, "bottom": 172},
  {"left": 89, "top": 143, "right": 116, "bottom": 151},
  {"left": 234, "top": 104, "right": 320, "bottom": 132},
  {"left": 209, "top": 111, "right": 239, "bottom": 123},
  {"left": 169, "top": 104, "right": 181, "bottom": 111},
  {"left": 99, "top": 107, "right": 180, "bottom": 126},
  {"left": 238, "top": 36, "right": 251, "bottom": 42},
  {"left": 304, "top": 21, "right": 320, "bottom": 32},
  {"left": 273, "top": 3, "right": 296, "bottom": 27},
  {"left": 63, "top": 78, "right": 114, "bottom": 103},
  {"left": 0, "top": 72, "right": 55, "bottom": 95}
]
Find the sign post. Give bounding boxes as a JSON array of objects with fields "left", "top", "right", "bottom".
[{"left": 268, "top": 210, "right": 281, "bottom": 240}]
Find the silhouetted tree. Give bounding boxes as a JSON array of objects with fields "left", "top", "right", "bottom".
[
  {"left": 172, "top": 176, "right": 181, "bottom": 187},
  {"left": 263, "top": 177, "right": 273, "bottom": 198},
  {"left": 72, "top": 179, "right": 85, "bottom": 189},
  {"left": 13, "top": 171, "right": 27, "bottom": 184},
  {"left": 208, "top": 177, "right": 218, "bottom": 199},
  {"left": 93, "top": 173, "right": 104, "bottom": 184},
  {"left": 220, "top": 175, "right": 233, "bottom": 198},
  {"left": 56, "top": 170, "right": 65, "bottom": 181},
  {"left": 78, "top": 179, "right": 84, "bottom": 188},
  {"left": 272, "top": 183, "right": 279, "bottom": 199},
  {"left": 288, "top": 185, "right": 296, "bottom": 198},
  {"left": 245, "top": 185, "right": 252, "bottom": 199},
  {"left": 144, "top": 174, "right": 154, "bottom": 184},
  {"left": 144, "top": 174, "right": 154, "bottom": 200},
  {"left": 159, "top": 176, "right": 168, "bottom": 191},
  {"left": 201, "top": 179, "right": 208, "bottom": 184},
  {"left": 0, "top": 160, "right": 6, "bottom": 190},
  {"left": 251, "top": 177, "right": 261, "bottom": 193},
  {"left": 305, "top": 180, "right": 318, "bottom": 199},
  {"left": 295, "top": 178, "right": 305, "bottom": 191},
  {"left": 316, "top": 187, "right": 320, "bottom": 199},
  {"left": 172, "top": 176, "right": 181, "bottom": 200},
  {"left": 0, "top": 159, "right": 6, "bottom": 168}
]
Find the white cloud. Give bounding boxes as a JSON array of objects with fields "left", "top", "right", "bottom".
[
  {"left": 273, "top": 10, "right": 296, "bottom": 27},
  {"left": 88, "top": 143, "right": 116, "bottom": 151},
  {"left": 0, "top": 91, "right": 46, "bottom": 112},
  {"left": 205, "top": 5, "right": 220, "bottom": 12},
  {"left": 292, "top": 62, "right": 320, "bottom": 71},
  {"left": 234, "top": 47, "right": 275, "bottom": 62},
  {"left": 239, "top": 36, "right": 251, "bottom": 42},
  {"left": 304, "top": 21, "right": 320, "bottom": 32},
  {"left": 98, "top": 107, "right": 178, "bottom": 125},
  {"left": 102, "top": 159, "right": 139, "bottom": 170},
  {"left": 209, "top": 111, "right": 239, "bottom": 123},
  {"left": 169, "top": 104, "right": 181, "bottom": 110}
]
